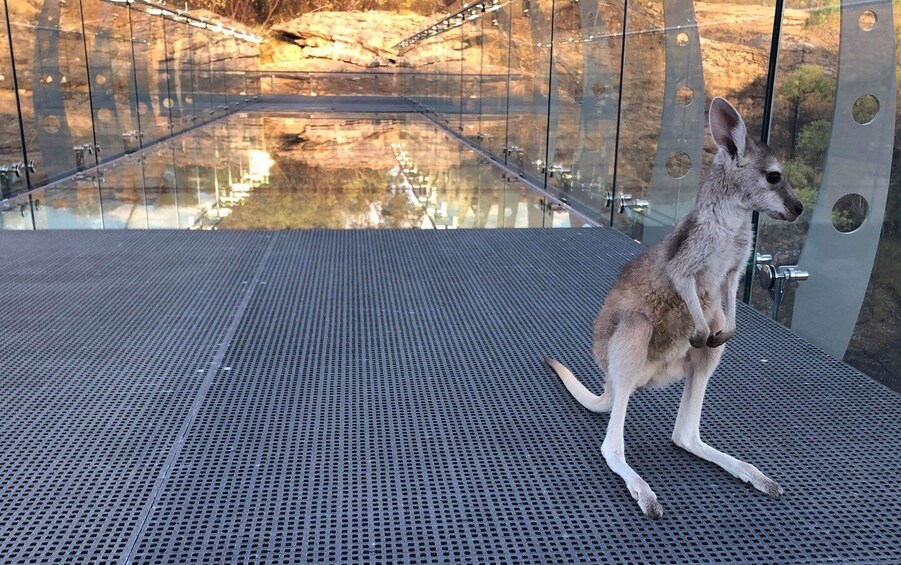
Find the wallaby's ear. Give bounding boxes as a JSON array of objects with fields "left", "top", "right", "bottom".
[{"left": 709, "top": 97, "right": 747, "bottom": 160}]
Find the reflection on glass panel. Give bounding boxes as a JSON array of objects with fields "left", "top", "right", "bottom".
[
  {"left": 747, "top": 0, "right": 899, "bottom": 390},
  {"left": 0, "top": 195, "right": 34, "bottom": 230},
  {"left": 0, "top": 0, "right": 29, "bottom": 200},
  {"left": 98, "top": 155, "right": 147, "bottom": 229},
  {"left": 548, "top": 0, "right": 622, "bottom": 222},
  {"left": 241, "top": 41, "right": 260, "bottom": 99},
  {"left": 81, "top": 1, "right": 140, "bottom": 160},
  {"left": 192, "top": 121, "right": 221, "bottom": 228},
  {"left": 166, "top": 19, "right": 193, "bottom": 133},
  {"left": 172, "top": 134, "right": 201, "bottom": 228},
  {"left": 506, "top": 0, "right": 549, "bottom": 184},
  {"left": 3, "top": 111, "right": 591, "bottom": 232},
  {"left": 142, "top": 143, "right": 180, "bottom": 228},
  {"left": 461, "top": 17, "right": 482, "bottom": 146},
  {"left": 31, "top": 175, "right": 103, "bottom": 229},
  {"left": 752, "top": 1, "right": 838, "bottom": 327},
  {"left": 7, "top": 0, "right": 94, "bottom": 185},
  {"left": 223, "top": 36, "right": 242, "bottom": 109},
  {"left": 478, "top": 6, "right": 509, "bottom": 160},
  {"left": 207, "top": 29, "right": 230, "bottom": 115},
  {"left": 129, "top": 7, "right": 170, "bottom": 145}
]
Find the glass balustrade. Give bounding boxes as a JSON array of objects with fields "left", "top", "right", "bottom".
[{"left": 0, "top": 0, "right": 260, "bottom": 202}]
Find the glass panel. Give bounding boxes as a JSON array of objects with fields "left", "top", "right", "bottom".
[
  {"left": 213, "top": 113, "right": 266, "bottom": 226},
  {"left": 750, "top": 0, "right": 899, "bottom": 390},
  {"left": 208, "top": 27, "right": 229, "bottom": 116},
  {"left": 242, "top": 40, "right": 260, "bottom": 100},
  {"left": 191, "top": 117, "right": 222, "bottom": 228},
  {"left": 223, "top": 36, "right": 242, "bottom": 110},
  {"left": 751, "top": 2, "right": 838, "bottom": 326},
  {"left": 171, "top": 132, "right": 201, "bottom": 228},
  {"left": 461, "top": 16, "right": 482, "bottom": 145},
  {"left": 166, "top": 18, "right": 193, "bottom": 133},
  {"left": 613, "top": 1, "right": 678, "bottom": 239},
  {"left": 547, "top": 0, "right": 623, "bottom": 222},
  {"left": 479, "top": 5, "right": 510, "bottom": 162},
  {"left": 534, "top": 0, "right": 558, "bottom": 192},
  {"left": 413, "top": 32, "right": 444, "bottom": 114},
  {"left": 141, "top": 142, "right": 180, "bottom": 228},
  {"left": 81, "top": 1, "right": 141, "bottom": 160},
  {"left": 97, "top": 154, "right": 147, "bottom": 229},
  {"left": 197, "top": 28, "right": 216, "bottom": 121},
  {"left": 0, "top": 0, "right": 29, "bottom": 200},
  {"left": 611, "top": 1, "right": 776, "bottom": 243},
  {"left": 31, "top": 174, "right": 103, "bottom": 229},
  {"left": 0, "top": 194, "right": 34, "bottom": 230},
  {"left": 7, "top": 0, "right": 94, "bottom": 185},
  {"left": 506, "top": 0, "right": 550, "bottom": 187},
  {"left": 446, "top": 22, "right": 463, "bottom": 133},
  {"left": 129, "top": 6, "right": 170, "bottom": 145}
]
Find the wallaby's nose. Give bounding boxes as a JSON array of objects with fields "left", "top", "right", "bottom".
[{"left": 794, "top": 202, "right": 804, "bottom": 216}]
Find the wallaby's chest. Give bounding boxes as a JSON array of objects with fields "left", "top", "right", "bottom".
[{"left": 695, "top": 225, "right": 752, "bottom": 288}]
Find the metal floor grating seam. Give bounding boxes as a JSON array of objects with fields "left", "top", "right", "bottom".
[{"left": 0, "top": 229, "right": 898, "bottom": 564}]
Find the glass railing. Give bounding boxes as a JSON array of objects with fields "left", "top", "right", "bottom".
[
  {"left": 393, "top": 0, "right": 900, "bottom": 389},
  {"left": 0, "top": 112, "right": 589, "bottom": 230},
  {"left": 0, "top": 0, "right": 261, "bottom": 201}
]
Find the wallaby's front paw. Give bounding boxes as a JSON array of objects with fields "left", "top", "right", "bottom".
[
  {"left": 689, "top": 330, "right": 708, "bottom": 348},
  {"left": 706, "top": 329, "right": 735, "bottom": 348}
]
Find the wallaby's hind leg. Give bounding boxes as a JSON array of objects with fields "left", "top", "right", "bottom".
[
  {"left": 601, "top": 320, "right": 663, "bottom": 518},
  {"left": 672, "top": 345, "right": 783, "bottom": 498}
]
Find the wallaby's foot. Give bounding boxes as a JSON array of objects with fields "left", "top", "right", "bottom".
[
  {"left": 706, "top": 329, "right": 735, "bottom": 348},
  {"left": 689, "top": 329, "right": 709, "bottom": 348},
  {"left": 745, "top": 467, "right": 784, "bottom": 499},
  {"left": 627, "top": 480, "right": 663, "bottom": 519}
]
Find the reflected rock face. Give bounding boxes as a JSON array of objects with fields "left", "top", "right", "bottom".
[
  {"left": 268, "top": 11, "right": 437, "bottom": 70},
  {"left": 268, "top": 117, "right": 404, "bottom": 170}
]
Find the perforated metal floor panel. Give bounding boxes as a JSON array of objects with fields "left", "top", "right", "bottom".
[{"left": 0, "top": 229, "right": 898, "bottom": 564}]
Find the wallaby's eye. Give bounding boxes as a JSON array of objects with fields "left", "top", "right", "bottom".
[{"left": 766, "top": 171, "right": 782, "bottom": 185}]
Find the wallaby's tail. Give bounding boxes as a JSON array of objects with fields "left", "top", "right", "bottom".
[{"left": 545, "top": 358, "right": 613, "bottom": 414}]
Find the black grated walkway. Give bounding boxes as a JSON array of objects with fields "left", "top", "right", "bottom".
[{"left": 0, "top": 229, "right": 898, "bottom": 564}]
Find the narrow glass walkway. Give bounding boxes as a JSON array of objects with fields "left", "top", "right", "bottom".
[{"left": 1, "top": 229, "right": 898, "bottom": 563}]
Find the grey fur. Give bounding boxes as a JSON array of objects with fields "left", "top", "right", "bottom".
[{"left": 547, "top": 97, "right": 802, "bottom": 518}]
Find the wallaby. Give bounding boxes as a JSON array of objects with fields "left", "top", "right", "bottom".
[{"left": 546, "top": 97, "right": 803, "bottom": 518}]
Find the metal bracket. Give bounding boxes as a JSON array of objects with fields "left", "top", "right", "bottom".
[
  {"left": 539, "top": 197, "right": 566, "bottom": 213},
  {"left": 122, "top": 130, "right": 144, "bottom": 152},
  {"left": 503, "top": 145, "right": 525, "bottom": 168},
  {"left": 756, "top": 253, "right": 809, "bottom": 320},
  {"left": 73, "top": 143, "right": 95, "bottom": 170},
  {"left": 605, "top": 191, "right": 649, "bottom": 214},
  {"left": 539, "top": 163, "right": 574, "bottom": 191}
]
